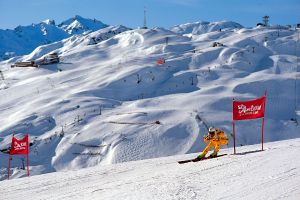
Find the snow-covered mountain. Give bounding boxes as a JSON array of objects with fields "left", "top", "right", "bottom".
[
  {"left": 171, "top": 21, "right": 243, "bottom": 35},
  {"left": 0, "top": 16, "right": 108, "bottom": 61},
  {"left": 1, "top": 138, "right": 299, "bottom": 200},
  {"left": 58, "top": 15, "right": 108, "bottom": 35},
  {"left": 20, "top": 25, "right": 131, "bottom": 62},
  {"left": 0, "top": 19, "right": 299, "bottom": 181}
]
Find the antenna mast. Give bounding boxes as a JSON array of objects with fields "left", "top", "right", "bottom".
[
  {"left": 143, "top": 6, "right": 147, "bottom": 29},
  {"left": 262, "top": 16, "right": 269, "bottom": 27}
]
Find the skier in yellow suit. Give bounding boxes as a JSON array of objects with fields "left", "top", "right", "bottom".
[{"left": 194, "top": 127, "right": 228, "bottom": 161}]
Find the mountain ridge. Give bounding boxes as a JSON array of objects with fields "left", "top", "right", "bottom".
[
  {"left": 0, "top": 17, "right": 245, "bottom": 61},
  {"left": 0, "top": 15, "right": 108, "bottom": 61}
]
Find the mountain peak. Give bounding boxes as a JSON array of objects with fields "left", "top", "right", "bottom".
[
  {"left": 58, "top": 15, "right": 108, "bottom": 34},
  {"left": 74, "top": 15, "right": 84, "bottom": 20},
  {"left": 42, "top": 19, "right": 56, "bottom": 25}
]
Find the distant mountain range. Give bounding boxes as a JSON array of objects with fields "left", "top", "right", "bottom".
[
  {"left": 0, "top": 17, "right": 245, "bottom": 61},
  {"left": 0, "top": 15, "right": 108, "bottom": 61}
]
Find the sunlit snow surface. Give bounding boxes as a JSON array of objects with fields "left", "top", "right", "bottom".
[
  {"left": 0, "top": 139, "right": 299, "bottom": 200},
  {"left": 0, "top": 23, "right": 299, "bottom": 180}
]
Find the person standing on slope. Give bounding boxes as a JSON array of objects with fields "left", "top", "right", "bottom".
[{"left": 194, "top": 127, "right": 228, "bottom": 161}]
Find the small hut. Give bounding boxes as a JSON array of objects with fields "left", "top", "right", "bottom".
[
  {"left": 11, "top": 61, "right": 38, "bottom": 68},
  {"left": 40, "top": 53, "right": 60, "bottom": 65},
  {"left": 212, "top": 42, "right": 224, "bottom": 47}
]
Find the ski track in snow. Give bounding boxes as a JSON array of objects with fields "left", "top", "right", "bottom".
[{"left": 0, "top": 139, "right": 300, "bottom": 200}]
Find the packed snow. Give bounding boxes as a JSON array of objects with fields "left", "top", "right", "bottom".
[
  {"left": 0, "top": 18, "right": 299, "bottom": 182},
  {"left": 0, "top": 138, "right": 299, "bottom": 200}
]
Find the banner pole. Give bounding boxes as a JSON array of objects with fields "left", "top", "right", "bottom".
[
  {"left": 262, "top": 117, "right": 265, "bottom": 151},
  {"left": 232, "top": 98, "right": 236, "bottom": 154},
  {"left": 7, "top": 132, "right": 15, "bottom": 180},
  {"left": 7, "top": 155, "right": 11, "bottom": 180},
  {"left": 264, "top": 90, "right": 267, "bottom": 97},
  {"left": 27, "top": 153, "right": 30, "bottom": 177},
  {"left": 262, "top": 90, "right": 267, "bottom": 151},
  {"left": 232, "top": 121, "right": 236, "bottom": 154},
  {"left": 26, "top": 134, "right": 29, "bottom": 177}
]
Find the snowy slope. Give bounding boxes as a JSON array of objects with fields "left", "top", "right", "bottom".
[
  {"left": 0, "top": 22, "right": 68, "bottom": 60},
  {"left": 21, "top": 25, "right": 131, "bottom": 62},
  {"left": 171, "top": 20, "right": 243, "bottom": 35},
  {"left": 0, "top": 22, "right": 299, "bottom": 180},
  {"left": 0, "top": 16, "right": 108, "bottom": 60},
  {"left": 0, "top": 138, "right": 299, "bottom": 200}
]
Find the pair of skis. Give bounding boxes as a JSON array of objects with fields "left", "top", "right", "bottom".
[{"left": 178, "top": 154, "right": 227, "bottom": 164}]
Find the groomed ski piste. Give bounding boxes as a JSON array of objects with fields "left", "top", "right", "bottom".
[
  {"left": 0, "top": 17, "right": 299, "bottom": 196},
  {"left": 0, "top": 138, "right": 299, "bottom": 200}
]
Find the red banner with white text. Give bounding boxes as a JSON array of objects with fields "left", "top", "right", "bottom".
[
  {"left": 233, "top": 96, "right": 266, "bottom": 120},
  {"left": 10, "top": 134, "right": 29, "bottom": 155}
]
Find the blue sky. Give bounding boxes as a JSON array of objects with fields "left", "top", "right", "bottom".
[{"left": 0, "top": 0, "right": 299, "bottom": 29}]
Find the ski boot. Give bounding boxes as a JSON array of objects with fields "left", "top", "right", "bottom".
[
  {"left": 209, "top": 151, "right": 218, "bottom": 158},
  {"left": 193, "top": 153, "right": 205, "bottom": 162}
]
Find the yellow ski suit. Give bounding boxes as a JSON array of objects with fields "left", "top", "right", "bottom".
[{"left": 197, "top": 129, "right": 228, "bottom": 159}]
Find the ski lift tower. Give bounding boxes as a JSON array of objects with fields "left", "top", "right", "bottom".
[
  {"left": 0, "top": 70, "right": 4, "bottom": 81},
  {"left": 142, "top": 6, "right": 148, "bottom": 29},
  {"left": 0, "top": 70, "right": 8, "bottom": 89},
  {"left": 263, "top": 16, "right": 269, "bottom": 27}
]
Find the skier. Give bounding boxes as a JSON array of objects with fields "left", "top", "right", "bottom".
[{"left": 194, "top": 127, "right": 228, "bottom": 161}]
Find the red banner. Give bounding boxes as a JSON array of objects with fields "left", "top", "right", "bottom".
[
  {"left": 156, "top": 58, "right": 165, "bottom": 65},
  {"left": 233, "top": 96, "right": 266, "bottom": 120},
  {"left": 10, "top": 134, "right": 29, "bottom": 155}
]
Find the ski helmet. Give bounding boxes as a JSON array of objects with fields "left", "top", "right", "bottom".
[{"left": 209, "top": 127, "right": 215, "bottom": 134}]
